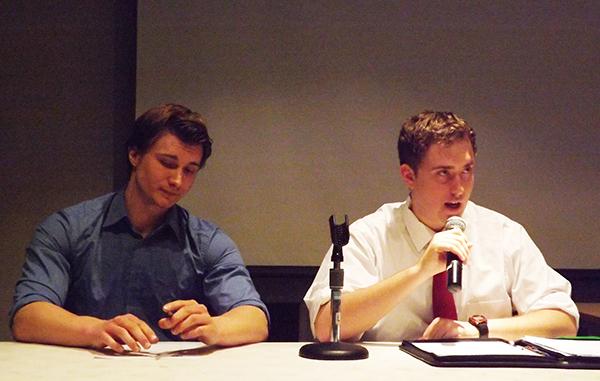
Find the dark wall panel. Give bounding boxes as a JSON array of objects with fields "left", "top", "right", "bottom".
[{"left": 0, "top": 1, "right": 137, "bottom": 340}]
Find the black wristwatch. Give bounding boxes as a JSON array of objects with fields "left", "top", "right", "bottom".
[{"left": 468, "top": 314, "right": 489, "bottom": 338}]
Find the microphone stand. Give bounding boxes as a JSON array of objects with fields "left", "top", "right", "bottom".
[{"left": 299, "top": 215, "right": 369, "bottom": 360}]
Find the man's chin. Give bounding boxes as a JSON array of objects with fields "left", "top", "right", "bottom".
[
  {"left": 153, "top": 196, "right": 178, "bottom": 209},
  {"left": 442, "top": 206, "right": 466, "bottom": 221}
]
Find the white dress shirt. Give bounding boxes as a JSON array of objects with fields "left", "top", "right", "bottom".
[{"left": 303, "top": 198, "right": 579, "bottom": 341}]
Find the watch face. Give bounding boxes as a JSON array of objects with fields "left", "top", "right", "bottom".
[
  {"left": 469, "top": 314, "right": 487, "bottom": 325},
  {"left": 469, "top": 314, "right": 489, "bottom": 338}
]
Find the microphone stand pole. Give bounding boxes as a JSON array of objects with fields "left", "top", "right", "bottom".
[{"left": 299, "top": 215, "right": 369, "bottom": 360}]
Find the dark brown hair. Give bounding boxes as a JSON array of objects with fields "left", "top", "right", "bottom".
[
  {"left": 127, "top": 104, "right": 213, "bottom": 168},
  {"left": 397, "top": 110, "right": 476, "bottom": 172}
]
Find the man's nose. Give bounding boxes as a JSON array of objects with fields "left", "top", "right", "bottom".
[
  {"left": 169, "top": 170, "right": 183, "bottom": 188},
  {"left": 450, "top": 175, "right": 464, "bottom": 197}
]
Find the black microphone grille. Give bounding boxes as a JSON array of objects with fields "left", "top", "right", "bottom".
[{"left": 445, "top": 216, "right": 466, "bottom": 232}]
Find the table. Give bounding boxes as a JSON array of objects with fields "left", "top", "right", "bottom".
[{"left": 1, "top": 341, "right": 598, "bottom": 380}]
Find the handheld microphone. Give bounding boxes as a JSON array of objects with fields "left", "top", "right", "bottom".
[{"left": 445, "top": 216, "right": 467, "bottom": 293}]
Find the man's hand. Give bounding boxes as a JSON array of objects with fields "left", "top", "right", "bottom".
[
  {"left": 420, "top": 317, "right": 479, "bottom": 340},
  {"left": 417, "top": 227, "right": 472, "bottom": 278},
  {"left": 12, "top": 302, "right": 159, "bottom": 353},
  {"left": 83, "top": 313, "right": 159, "bottom": 353},
  {"left": 159, "top": 300, "right": 220, "bottom": 344}
]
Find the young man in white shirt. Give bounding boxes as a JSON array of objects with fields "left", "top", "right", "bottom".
[{"left": 304, "top": 110, "right": 578, "bottom": 342}]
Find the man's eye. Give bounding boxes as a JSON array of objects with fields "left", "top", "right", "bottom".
[
  {"left": 437, "top": 170, "right": 449, "bottom": 177},
  {"left": 184, "top": 167, "right": 198, "bottom": 175},
  {"left": 160, "top": 160, "right": 177, "bottom": 169}
]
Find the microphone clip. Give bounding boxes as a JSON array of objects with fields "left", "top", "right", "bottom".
[{"left": 329, "top": 214, "right": 349, "bottom": 265}]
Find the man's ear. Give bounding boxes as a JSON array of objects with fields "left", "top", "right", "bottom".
[
  {"left": 400, "top": 164, "right": 417, "bottom": 189},
  {"left": 128, "top": 148, "right": 140, "bottom": 169}
]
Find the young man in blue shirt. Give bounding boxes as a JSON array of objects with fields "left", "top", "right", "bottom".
[{"left": 11, "top": 104, "right": 269, "bottom": 352}]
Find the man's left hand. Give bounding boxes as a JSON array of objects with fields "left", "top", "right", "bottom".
[
  {"left": 420, "top": 317, "right": 479, "bottom": 340},
  {"left": 158, "top": 300, "right": 220, "bottom": 344}
]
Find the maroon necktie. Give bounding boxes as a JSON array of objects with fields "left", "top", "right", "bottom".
[{"left": 432, "top": 271, "right": 457, "bottom": 320}]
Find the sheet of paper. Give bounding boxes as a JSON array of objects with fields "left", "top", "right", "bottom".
[
  {"left": 411, "top": 340, "right": 544, "bottom": 357},
  {"left": 522, "top": 336, "right": 600, "bottom": 358},
  {"left": 127, "top": 341, "right": 206, "bottom": 354},
  {"left": 93, "top": 341, "right": 207, "bottom": 359}
]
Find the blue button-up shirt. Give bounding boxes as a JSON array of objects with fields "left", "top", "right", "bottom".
[{"left": 10, "top": 191, "right": 268, "bottom": 340}]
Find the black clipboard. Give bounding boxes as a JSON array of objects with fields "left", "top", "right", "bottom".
[{"left": 399, "top": 338, "right": 600, "bottom": 369}]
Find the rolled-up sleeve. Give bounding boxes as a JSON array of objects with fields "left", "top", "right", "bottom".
[
  {"left": 508, "top": 224, "right": 579, "bottom": 326},
  {"left": 9, "top": 212, "right": 72, "bottom": 325},
  {"left": 202, "top": 228, "right": 269, "bottom": 323}
]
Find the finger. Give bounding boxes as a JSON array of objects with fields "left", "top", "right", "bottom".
[
  {"left": 437, "top": 322, "right": 457, "bottom": 339},
  {"left": 138, "top": 319, "right": 159, "bottom": 344},
  {"left": 158, "top": 317, "right": 173, "bottom": 330},
  {"left": 445, "top": 234, "right": 470, "bottom": 263},
  {"left": 160, "top": 302, "right": 205, "bottom": 330},
  {"left": 464, "top": 242, "right": 474, "bottom": 264},
  {"left": 457, "top": 234, "right": 472, "bottom": 263},
  {"left": 171, "top": 311, "right": 211, "bottom": 336},
  {"left": 107, "top": 324, "right": 140, "bottom": 352},
  {"left": 171, "top": 303, "right": 207, "bottom": 325},
  {"left": 421, "top": 318, "right": 440, "bottom": 340},
  {"left": 127, "top": 320, "right": 158, "bottom": 349},
  {"left": 162, "top": 299, "right": 197, "bottom": 315},
  {"left": 179, "top": 324, "right": 212, "bottom": 343},
  {"left": 179, "top": 324, "right": 204, "bottom": 341},
  {"left": 439, "top": 319, "right": 463, "bottom": 339},
  {"left": 451, "top": 240, "right": 470, "bottom": 264},
  {"left": 109, "top": 314, "right": 157, "bottom": 346},
  {"left": 423, "top": 318, "right": 460, "bottom": 340},
  {"left": 100, "top": 331, "right": 125, "bottom": 353}
]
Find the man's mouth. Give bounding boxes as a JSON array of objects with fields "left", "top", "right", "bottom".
[
  {"left": 161, "top": 189, "right": 179, "bottom": 198},
  {"left": 445, "top": 202, "right": 462, "bottom": 210}
]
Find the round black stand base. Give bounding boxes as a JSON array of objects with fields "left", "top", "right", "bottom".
[{"left": 299, "top": 342, "right": 369, "bottom": 360}]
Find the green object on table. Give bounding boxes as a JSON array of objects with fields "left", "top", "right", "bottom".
[{"left": 559, "top": 336, "right": 600, "bottom": 340}]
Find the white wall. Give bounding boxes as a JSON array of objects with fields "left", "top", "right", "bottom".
[{"left": 137, "top": 1, "right": 600, "bottom": 268}]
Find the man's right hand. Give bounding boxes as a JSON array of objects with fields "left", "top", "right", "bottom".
[
  {"left": 417, "top": 227, "right": 472, "bottom": 278},
  {"left": 11, "top": 302, "right": 159, "bottom": 354},
  {"left": 82, "top": 314, "right": 159, "bottom": 353}
]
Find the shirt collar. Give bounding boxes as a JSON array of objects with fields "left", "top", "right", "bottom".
[
  {"left": 401, "top": 197, "right": 435, "bottom": 253},
  {"left": 103, "top": 190, "right": 129, "bottom": 228},
  {"left": 103, "top": 190, "right": 186, "bottom": 244},
  {"left": 163, "top": 205, "right": 186, "bottom": 244}
]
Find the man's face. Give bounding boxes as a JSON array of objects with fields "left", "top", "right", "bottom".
[
  {"left": 400, "top": 138, "right": 475, "bottom": 231},
  {"left": 128, "top": 132, "right": 203, "bottom": 210}
]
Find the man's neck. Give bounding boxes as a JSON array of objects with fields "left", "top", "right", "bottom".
[
  {"left": 407, "top": 197, "right": 444, "bottom": 232},
  {"left": 124, "top": 182, "right": 168, "bottom": 238}
]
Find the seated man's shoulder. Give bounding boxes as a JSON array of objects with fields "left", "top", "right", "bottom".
[
  {"left": 352, "top": 201, "right": 406, "bottom": 232},
  {"left": 179, "top": 208, "right": 218, "bottom": 234},
  {"left": 177, "top": 208, "right": 233, "bottom": 247},
  {"left": 40, "top": 192, "right": 115, "bottom": 231},
  {"left": 468, "top": 201, "right": 525, "bottom": 232},
  {"left": 179, "top": 210, "right": 244, "bottom": 267},
  {"left": 64, "top": 193, "right": 114, "bottom": 214}
]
